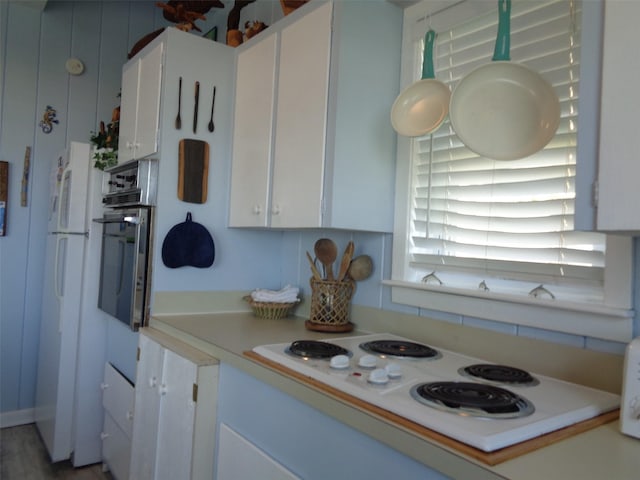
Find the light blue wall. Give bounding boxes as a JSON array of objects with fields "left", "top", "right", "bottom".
[
  {"left": 0, "top": 0, "right": 199, "bottom": 415},
  {"left": 0, "top": 0, "right": 289, "bottom": 415},
  {"left": 218, "top": 363, "right": 451, "bottom": 480},
  {"left": 1, "top": 0, "right": 637, "bottom": 421}
]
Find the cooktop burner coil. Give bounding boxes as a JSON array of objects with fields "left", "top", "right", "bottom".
[
  {"left": 286, "top": 340, "right": 351, "bottom": 359},
  {"left": 410, "top": 381, "right": 535, "bottom": 419},
  {"left": 459, "top": 364, "right": 540, "bottom": 387},
  {"left": 359, "top": 339, "right": 440, "bottom": 359}
]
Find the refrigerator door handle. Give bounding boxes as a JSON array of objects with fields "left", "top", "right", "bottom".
[
  {"left": 54, "top": 236, "right": 66, "bottom": 333},
  {"left": 50, "top": 230, "right": 88, "bottom": 237}
]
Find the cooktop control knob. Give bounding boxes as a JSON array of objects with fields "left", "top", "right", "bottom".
[
  {"left": 358, "top": 355, "right": 377, "bottom": 368},
  {"left": 368, "top": 368, "right": 389, "bottom": 385},
  {"left": 330, "top": 354, "right": 350, "bottom": 370},
  {"left": 385, "top": 363, "right": 402, "bottom": 379}
]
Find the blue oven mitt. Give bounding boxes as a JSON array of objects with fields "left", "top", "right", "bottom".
[{"left": 161, "top": 212, "right": 215, "bottom": 268}]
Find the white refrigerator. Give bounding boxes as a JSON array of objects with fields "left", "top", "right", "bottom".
[{"left": 35, "top": 141, "right": 108, "bottom": 466}]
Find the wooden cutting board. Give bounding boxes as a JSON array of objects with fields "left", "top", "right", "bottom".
[
  {"left": 178, "top": 139, "right": 209, "bottom": 204},
  {"left": 244, "top": 350, "right": 619, "bottom": 466}
]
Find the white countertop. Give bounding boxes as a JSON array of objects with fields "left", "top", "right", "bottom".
[{"left": 148, "top": 310, "right": 640, "bottom": 480}]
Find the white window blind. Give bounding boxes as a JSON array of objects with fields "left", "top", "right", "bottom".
[{"left": 407, "top": 0, "right": 608, "bottom": 301}]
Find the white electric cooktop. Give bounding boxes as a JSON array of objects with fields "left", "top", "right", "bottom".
[{"left": 253, "top": 333, "right": 620, "bottom": 452}]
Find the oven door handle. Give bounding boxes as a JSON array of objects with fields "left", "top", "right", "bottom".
[{"left": 92, "top": 216, "right": 141, "bottom": 225}]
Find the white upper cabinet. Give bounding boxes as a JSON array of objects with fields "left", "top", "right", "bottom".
[
  {"left": 119, "top": 41, "right": 163, "bottom": 164},
  {"left": 594, "top": 0, "right": 640, "bottom": 232},
  {"left": 270, "top": 2, "right": 332, "bottom": 229},
  {"left": 229, "top": 31, "right": 277, "bottom": 227},
  {"left": 229, "top": 0, "right": 402, "bottom": 232}
]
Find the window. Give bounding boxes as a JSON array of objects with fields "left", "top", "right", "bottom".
[{"left": 388, "top": 0, "right": 633, "bottom": 342}]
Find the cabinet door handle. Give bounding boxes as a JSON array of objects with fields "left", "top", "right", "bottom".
[
  {"left": 100, "top": 382, "right": 109, "bottom": 390},
  {"left": 100, "top": 432, "right": 109, "bottom": 440},
  {"left": 272, "top": 204, "right": 281, "bottom": 215},
  {"left": 126, "top": 410, "right": 134, "bottom": 421},
  {"left": 158, "top": 383, "right": 168, "bottom": 396},
  {"left": 253, "top": 205, "right": 262, "bottom": 215},
  {"left": 148, "top": 376, "right": 157, "bottom": 388}
]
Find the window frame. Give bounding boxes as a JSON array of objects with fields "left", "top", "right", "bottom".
[{"left": 387, "top": 0, "right": 634, "bottom": 343}]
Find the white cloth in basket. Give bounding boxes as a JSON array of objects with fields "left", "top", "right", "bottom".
[{"left": 251, "top": 285, "right": 299, "bottom": 303}]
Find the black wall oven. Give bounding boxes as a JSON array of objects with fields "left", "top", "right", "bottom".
[{"left": 95, "top": 159, "right": 157, "bottom": 330}]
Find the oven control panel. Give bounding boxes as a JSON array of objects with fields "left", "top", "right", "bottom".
[
  {"left": 102, "top": 158, "right": 158, "bottom": 207},
  {"left": 621, "top": 336, "right": 640, "bottom": 439},
  {"left": 106, "top": 165, "right": 138, "bottom": 192}
]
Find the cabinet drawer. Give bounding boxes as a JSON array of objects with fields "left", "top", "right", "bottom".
[
  {"left": 217, "top": 423, "right": 300, "bottom": 479},
  {"left": 102, "top": 362, "right": 134, "bottom": 438},
  {"left": 102, "top": 413, "right": 131, "bottom": 480}
]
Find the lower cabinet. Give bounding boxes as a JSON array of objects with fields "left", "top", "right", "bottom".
[
  {"left": 129, "top": 327, "right": 219, "bottom": 480},
  {"left": 216, "top": 423, "right": 300, "bottom": 480},
  {"left": 101, "top": 362, "right": 134, "bottom": 480}
]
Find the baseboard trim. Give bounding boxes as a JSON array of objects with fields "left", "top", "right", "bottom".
[{"left": 1, "top": 408, "right": 35, "bottom": 428}]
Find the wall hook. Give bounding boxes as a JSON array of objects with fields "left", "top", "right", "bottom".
[
  {"left": 529, "top": 284, "right": 556, "bottom": 299},
  {"left": 421, "top": 271, "right": 443, "bottom": 285}
]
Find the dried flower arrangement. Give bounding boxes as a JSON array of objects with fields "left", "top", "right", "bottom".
[{"left": 90, "top": 105, "right": 119, "bottom": 170}]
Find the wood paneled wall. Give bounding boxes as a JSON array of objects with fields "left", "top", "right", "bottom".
[
  {"left": 0, "top": 0, "right": 287, "bottom": 422},
  {"left": 0, "top": 0, "right": 175, "bottom": 419}
]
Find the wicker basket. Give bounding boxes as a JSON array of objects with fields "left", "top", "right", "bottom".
[
  {"left": 244, "top": 295, "right": 298, "bottom": 320},
  {"left": 306, "top": 277, "right": 355, "bottom": 332}
]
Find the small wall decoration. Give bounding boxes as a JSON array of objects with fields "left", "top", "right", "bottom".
[
  {"left": 0, "top": 161, "right": 8, "bottom": 236},
  {"left": 21, "top": 146, "right": 31, "bottom": 207},
  {"left": 226, "top": 0, "right": 256, "bottom": 47},
  {"left": 39, "top": 105, "right": 59, "bottom": 134},
  {"left": 129, "top": 1, "right": 223, "bottom": 59}
]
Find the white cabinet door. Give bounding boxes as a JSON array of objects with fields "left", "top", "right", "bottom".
[
  {"left": 129, "top": 334, "right": 164, "bottom": 479},
  {"left": 271, "top": 1, "right": 332, "bottom": 229},
  {"left": 119, "top": 41, "right": 163, "bottom": 164},
  {"left": 135, "top": 42, "right": 163, "bottom": 160},
  {"left": 130, "top": 328, "right": 219, "bottom": 480},
  {"left": 216, "top": 423, "right": 300, "bottom": 480},
  {"left": 154, "top": 348, "right": 198, "bottom": 479},
  {"left": 118, "top": 58, "right": 140, "bottom": 164},
  {"left": 229, "top": 32, "right": 277, "bottom": 227},
  {"left": 596, "top": 1, "right": 640, "bottom": 231}
]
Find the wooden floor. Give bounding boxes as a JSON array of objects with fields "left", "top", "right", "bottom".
[{"left": 0, "top": 424, "right": 113, "bottom": 480}]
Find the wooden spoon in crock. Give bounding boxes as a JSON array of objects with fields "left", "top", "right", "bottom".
[
  {"left": 348, "top": 255, "right": 373, "bottom": 281},
  {"left": 314, "top": 238, "right": 337, "bottom": 280}
]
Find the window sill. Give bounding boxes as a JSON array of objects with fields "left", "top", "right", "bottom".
[{"left": 384, "top": 280, "right": 634, "bottom": 343}]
